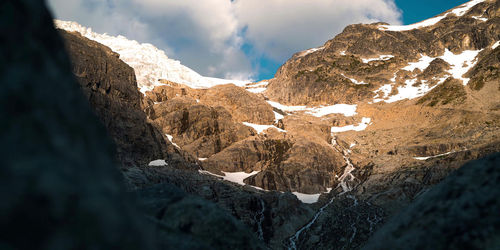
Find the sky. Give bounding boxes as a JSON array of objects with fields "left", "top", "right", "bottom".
[{"left": 47, "top": 0, "right": 469, "bottom": 81}]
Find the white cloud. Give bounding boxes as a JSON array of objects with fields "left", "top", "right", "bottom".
[
  {"left": 233, "top": 0, "right": 401, "bottom": 61},
  {"left": 47, "top": 0, "right": 402, "bottom": 79}
]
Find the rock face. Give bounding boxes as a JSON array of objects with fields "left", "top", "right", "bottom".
[{"left": 363, "top": 153, "right": 500, "bottom": 250}]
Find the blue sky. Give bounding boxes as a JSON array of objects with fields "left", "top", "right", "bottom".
[{"left": 48, "top": 0, "right": 471, "bottom": 82}]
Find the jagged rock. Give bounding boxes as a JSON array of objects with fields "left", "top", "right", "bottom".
[
  {"left": 59, "top": 30, "right": 194, "bottom": 168},
  {"left": 363, "top": 153, "right": 500, "bottom": 250}
]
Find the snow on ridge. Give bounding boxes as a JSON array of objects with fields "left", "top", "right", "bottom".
[
  {"left": 361, "top": 55, "right": 394, "bottom": 63},
  {"left": 379, "top": 0, "right": 486, "bottom": 31},
  {"left": 492, "top": 41, "right": 500, "bottom": 50},
  {"left": 242, "top": 122, "right": 286, "bottom": 134},
  {"left": 299, "top": 47, "right": 325, "bottom": 57},
  {"left": 54, "top": 20, "right": 251, "bottom": 94},
  {"left": 331, "top": 117, "right": 371, "bottom": 133}
]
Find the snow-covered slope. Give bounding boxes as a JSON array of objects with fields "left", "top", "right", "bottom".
[{"left": 55, "top": 20, "right": 250, "bottom": 93}]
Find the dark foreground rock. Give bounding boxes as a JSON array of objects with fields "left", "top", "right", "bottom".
[
  {"left": 0, "top": 0, "right": 154, "bottom": 248},
  {"left": 0, "top": 1, "right": 264, "bottom": 249},
  {"left": 363, "top": 153, "right": 500, "bottom": 250}
]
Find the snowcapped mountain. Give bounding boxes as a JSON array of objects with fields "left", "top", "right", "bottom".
[{"left": 54, "top": 20, "right": 251, "bottom": 94}]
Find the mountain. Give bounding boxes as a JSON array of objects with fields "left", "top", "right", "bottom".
[
  {"left": 55, "top": 20, "right": 251, "bottom": 93},
  {"left": 47, "top": 0, "right": 500, "bottom": 249}
]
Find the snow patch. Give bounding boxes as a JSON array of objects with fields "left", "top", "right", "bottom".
[
  {"left": 402, "top": 54, "right": 435, "bottom": 72},
  {"left": 361, "top": 55, "right": 394, "bottom": 63},
  {"left": 305, "top": 104, "right": 358, "bottom": 117},
  {"left": 291, "top": 193, "right": 321, "bottom": 204},
  {"left": 342, "top": 74, "right": 369, "bottom": 85},
  {"left": 273, "top": 111, "right": 285, "bottom": 121},
  {"left": 165, "top": 134, "right": 180, "bottom": 149},
  {"left": 267, "top": 101, "right": 357, "bottom": 117},
  {"left": 243, "top": 122, "right": 286, "bottom": 134},
  {"left": 148, "top": 160, "right": 168, "bottom": 167},
  {"left": 198, "top": 158, "right": 207, "bottom": 161},
  {"left": 472, "top": 16, "right": 488, "bottom": 22},
  {"left": 414, "top": 150, "right": 463, "bottom": 160},
  {"left": 440, "top": 49, "right": 481, "bottom": 85},
  {"left": 267, "top": 101, "right": 307, "bottom": 112},
  {"left": 221, "top": 171, "right": 260, "bottom": 185},
  {"left": 331, "top": 118, "right": 371, "bottom": 133}
]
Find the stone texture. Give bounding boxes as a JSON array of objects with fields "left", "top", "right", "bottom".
[{"left": 363, "top": 153, "right": 500, "bottom": 250}]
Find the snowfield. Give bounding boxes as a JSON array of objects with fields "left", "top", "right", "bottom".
[{"left": 55, "top": 20, "right": 251, "bottom": 94}]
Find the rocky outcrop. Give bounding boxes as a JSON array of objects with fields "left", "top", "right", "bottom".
[
  {"left": 363, "top": 153, "right": 500, "bottom": 250},
  {"left": 199, "top": 84, "right": 276, "bottom": 124},
  {"left": 59, "top": 30, "right": 194, "bottom": 168}
]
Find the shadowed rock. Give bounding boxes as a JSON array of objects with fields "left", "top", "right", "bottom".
[{"left": 363, "top": 153, "right": 500, "bottom": 250}]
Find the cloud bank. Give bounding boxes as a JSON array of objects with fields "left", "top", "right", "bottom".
[{"left": 47, "top": 0, "right": 402, "bottom": 80}]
